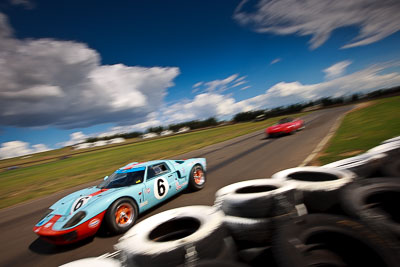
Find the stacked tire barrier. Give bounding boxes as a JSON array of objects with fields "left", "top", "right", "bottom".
[{"left": 63, "top": 136, "right": 400, "bottom": 267}]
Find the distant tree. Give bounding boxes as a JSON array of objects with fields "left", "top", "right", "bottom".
[
  {"left": 168, "top": 117, "right": 219, "bottom": 131},
  {"left": 233, "top": 110, "right": 265, "bottom": 122},
  {"left": 351, "top": 94, "right": 359, "bottom": 102},
  {"left": 86, "top": 137, "right": 98, "bottom": 143},
  {"left": 120, "top": 131, "right": 142, "bottom": 139},
  {"left": 147, "top": 126, "right": 164, "bottom": 134},
  {"left": 321, "top": 97, "right": 333, "bottom": 107}
]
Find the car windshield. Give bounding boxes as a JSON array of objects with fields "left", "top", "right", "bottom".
[
  {"left": 277, "top": 118, "right": 293, "bottom": 124},
  {"left": 97, "top": 169, "right": 145, "bottom": 189}
]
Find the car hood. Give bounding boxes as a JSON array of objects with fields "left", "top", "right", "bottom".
[
  {"left": 268, "top": 124, "right": 290, "bottom": 131},
  {"left": 35, "top": 185, "right": 126, "bottom": 231},
  {"left": 48, "top": 186, "right": 116, "bottom": 219},
  {"left": 268, "top": 121, "right": 300, "bottom": 130}
]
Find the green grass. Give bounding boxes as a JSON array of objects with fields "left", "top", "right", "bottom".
[
  {"left": 0, "top": 113, "right": 307, "bottom": 209},
  {"left": 317, "top": 95, "right": 400, "bottom": 165}
]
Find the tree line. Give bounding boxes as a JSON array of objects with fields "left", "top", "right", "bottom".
[
  {"left": 233, "top": 85, "right": 400, "bottom": 122},
  {"left": 85, "top": 85, "right": 400, "bottom": 143}
]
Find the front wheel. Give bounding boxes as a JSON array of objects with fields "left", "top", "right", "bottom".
[
  {"left": 188, "top": 164, "right": 206, "bottom": 191},
  {"left": 104, "top": 197, "right": 138, "bottom": 234}
]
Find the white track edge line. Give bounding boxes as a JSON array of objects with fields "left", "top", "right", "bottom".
[{"left": 299, "top": 111, "right": 349, "bottom": 167}]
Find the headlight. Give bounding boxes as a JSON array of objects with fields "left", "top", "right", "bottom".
[{"left": 63, "top": 211, "right": 86, "bottom": 228}]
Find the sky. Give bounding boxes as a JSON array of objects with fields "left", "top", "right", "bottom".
[{"left": 0, "top": 0, "right": 400, "bottom": 159}]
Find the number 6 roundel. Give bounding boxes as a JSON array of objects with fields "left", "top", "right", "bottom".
[
  {"left": 154, "top": 177, "right": 169, "bottom": 199},
  {"left": 71, "top": 196, "right": 91, "bottom": 213}
]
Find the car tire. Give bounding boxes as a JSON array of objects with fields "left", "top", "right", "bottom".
[
  {"left": 340, "top": 178, "right": 400, "bottom": 241},
  {"left": 237, "top": 246, "right": 275, "bottom": 266},
  {"left": 104, "top": 197, "right": 138, "bottom": 234},
  {"left": 272, "top": 214, "right": 399, "bottom": 267},
  {"left": 381, "top": 158, "right": 400, "bottom": 177},
  {"left": 223, "top": 215, "right": 273, "bottom": 247},
  {"left": 367, "top": 142, "right": 400, "bottom": 157},
  {"left": 381, "top": 136, "right": 400, "bottom": 144},
  {"left": 188, "top": 164, "right": 206, "bottom": 191},
  {"left": 215, "top": 236, "right": 238, "bottom": 261},
  {"left": 115, "top": 206, "right": 227, "bottom": 267},
  {"left": 214, "top": 179, "right": 296, "bottom": 218},
  {"left": 60, "top": 257, "right": 121, "bottom": 267},
  {"left": 323, "top": 153, "right": 387, "bottom": 178},
  {"left": 187, "top": 259, "right": 250, "bottom": 267},
  {"left": 272, "top": 167, "right": 356, "bottom": 212}
]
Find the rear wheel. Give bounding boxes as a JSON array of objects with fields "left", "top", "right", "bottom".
[
  {"left": 105, "top": 197, "right": 138, "bottom": 234},
  {"left": 188, "top": 164, "right": 206, "bottom": 191}
]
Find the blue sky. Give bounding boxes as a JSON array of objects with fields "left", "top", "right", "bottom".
[{"left": 0, "top": 0, "right": 400, "bottom": 159}]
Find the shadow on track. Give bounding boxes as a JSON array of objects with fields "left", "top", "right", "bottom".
[
  {"left": 29, "top": 236, "right": 94, "bottom": 255},
  {"left": 207, "top": 138, "right": 276, "bottom": 173}
]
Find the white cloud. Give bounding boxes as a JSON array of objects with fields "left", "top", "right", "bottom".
[
  {"left": 324, "top": 60, "right": 352, "bottom": 80},
  {"left": 0, "top": 141, "right": 50, "bottom": 159},
  {"left": 158, "top": 62, "right": 400, "bottom": 126},
  {"left": 241, "top": 85, "right": 251, "bottom": 90},
  {"left": 237, "top": 63, "right": 400, "bottom": 109},
  {"left": 192, "top": 82, "right": 203, "bottom": 88},
  {"left": 0, "top": 12, "right": 180, "bottom": 129},
  {"left": 232, "top": 81, "right": 247, "bottom": 88},
  {"left": 98, "top": 112, "right": 161, "bottom": 137},
  {"left": 90, "top": 61, "right": 400, "bottom": 140},
  {"left": 270, "top": 58, "right": 281, "bottom": 65},
  {"left": 162, "top": 93, "right": 237, "bottom": 123},
  {"left": 32, "top": 144, "right": 49, "bottom": 153},
  {"left": 204, "top": 74, "right": 239, "bottom": 93},
  {"left": 234, "top": 0, "right": 400, "bottom": 49},
  {"left": 9, "top": 0, "right": 33, "bottom": 9},
  {"left": 62, "top": 132, "right": 88, "bottom": 146},
  {"left": 236, "top": 76, "right": 247, "bottom": 82},
  {"left": 193, "top": 74, "right": 250, "bottom": 94}
]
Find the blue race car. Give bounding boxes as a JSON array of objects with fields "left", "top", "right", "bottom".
[{"left": 33, "top": 158, "right": 206, "bottom": 245}]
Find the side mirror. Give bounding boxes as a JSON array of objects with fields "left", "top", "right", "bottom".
[{"left": 103, "top": 176, "right": 109, "bottom": 181}]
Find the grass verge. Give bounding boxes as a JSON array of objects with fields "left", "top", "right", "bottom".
[
  {"left": 0, "top": 113, "right": 307, "bottom": 209},
  {"left": 316, "top": 95, "right": 400, "bottom": 165}
]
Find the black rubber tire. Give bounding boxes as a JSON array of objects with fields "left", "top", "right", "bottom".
[
  {"left": 367, "top": 142, "right": 400, "bottom": 157},
  {"left": 340, "top": 178, "right": 400, "bottom": 241},
  {"left": 191, "top": 259, "right": 250, "bottom": 267},
  {"left": 215, "top": 236, "right": 238, "bottom": 261},
  {"left": 272, "top": 167, "right": 356, "bottom": 212},
  {"left": 224, "top": 215, "right": 273, "bottom": 247},
  {"left": 214, "top": 179, "right": 297, "bottom": 218},
  {"left": 273, "top": 214, "right": 399, "bottom": 267},
  {"left": 238, "top": 246, "right": 275, "bottom": 266},
  {"left": 323, "top": 153, "right": 387, "bottom": 179},
  {"left": 381, "top": 158, "right": 400, "bottom": 177},
  {"left": 104, "top": 197, "right": 138, "bottom": 234},
  {"left": 116, "top": 206, "right": 227, "bottom": 267},
  {"left": 60, "top": 257, "right": 121, "bottom": 267},
  {"left": 188, "top": 164, "right": 206, "bottom": 191},
  {"left": 381, "top": 136, "right": 400, "bottom": 144}
]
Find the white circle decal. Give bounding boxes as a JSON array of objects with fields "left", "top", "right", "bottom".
[
  {"left": 154, "top": 177, "right": 169, "bottom": 199},
  {"left": 71, "top": 196, "right": 92, "bottom": 213}
]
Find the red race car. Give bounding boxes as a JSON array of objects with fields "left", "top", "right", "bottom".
[{"left": 266, "top": 117, "right": 304, "bottom": 138}]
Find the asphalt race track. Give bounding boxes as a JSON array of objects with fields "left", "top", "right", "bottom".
[{"left": 0, "top": 105, "right": 353, "bottom": 266}]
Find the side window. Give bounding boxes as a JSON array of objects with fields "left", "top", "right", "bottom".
[
  {"left": 131, "top": 171, "right": 144, "bottom": 185},
  {"left": 147, "top": 167, "right": 156, "bottom": 180},
  {"left": 146, "top": 163, "right": 170, "bottom": 180}
]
